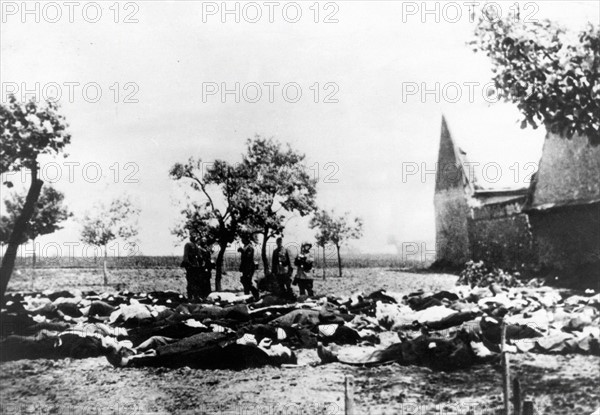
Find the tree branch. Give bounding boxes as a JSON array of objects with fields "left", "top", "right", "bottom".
[{"left": 189, "top": 173, "right": 220, "bottom": 219}]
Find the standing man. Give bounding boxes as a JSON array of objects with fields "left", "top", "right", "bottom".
[
  {"left": 294, "top": 242, "right": 315, "bottom": 297},
  {"left": 239, "top": 235, "right": 259, "bottom": 300},
  {"left": 181, "top": 232, "right": 201, "bottom": 301},
  {"left": 271, "top": 236, "right": 292, "bottom": 298},
  {"left": 197, "top": 236, "right": 213, "bottom": 298}
]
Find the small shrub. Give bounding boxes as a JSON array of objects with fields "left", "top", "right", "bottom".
[{"left": 457, "top": 260, "right": 522, "bottom": 288}]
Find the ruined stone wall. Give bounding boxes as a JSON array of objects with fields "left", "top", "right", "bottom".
[
  {"left": 468, "top": 204, "right": 537, "bottom": 271},
  {"left": 529, "top": 203, "right": 600, "bottom": 271},
  {"left": 434, "top": 188, "right": 470, "bottom": 266},
  {"left": 528, "top": 132, "right": 600, "bottom": 272}
]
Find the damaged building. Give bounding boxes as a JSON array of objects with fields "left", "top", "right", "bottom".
[
  {"left": 434, "top": 108, "right": 600, "bottom": 276},
  {"left": 525, "top": 132, "right": 600, "bottom": 274}
]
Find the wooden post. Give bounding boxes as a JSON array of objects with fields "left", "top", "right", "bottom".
[
  {"left": 501, "top": 321, "right": 510, "bottom": 415},
  {"left": 513, "top": 378, "right": 521, "bottom": 415},
  {"left": 522, "top": 401, "right": 534, "bottom": 415},
  {"left": 345, "top": 375, "right": 355, "bottom": 415}
]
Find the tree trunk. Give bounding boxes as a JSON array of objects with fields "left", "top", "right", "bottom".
[
  {"left": 336, "top": 243, "right": 342, "bottom": 278},
  {"left": 322, "top": 244, "right": 326, "bottom": 280},
  {"left": 31, "top": 238, "right": 37, "bottom": 291},
  {"left": 0, "top": 167, "right": 43, "bottom": 306},
  {"left": 32, "top": 238, "right": 37, "bottom": 268},
  {"left": 215, "top": 242, "right": 227, "bottom": 292},
  {"left": 103, "top": 246, "right": 108, "bottom": 286}
]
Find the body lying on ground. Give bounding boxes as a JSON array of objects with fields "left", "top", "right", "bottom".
[{"left": 1, "top": 284, "right": 599, "bottom": 371}]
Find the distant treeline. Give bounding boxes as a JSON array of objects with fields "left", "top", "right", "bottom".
[{"left": 8, "top": 253, "right": 431, "bottom": 270}]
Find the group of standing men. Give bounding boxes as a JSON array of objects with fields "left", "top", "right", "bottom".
[
  {"left": 272, "top": 237, "right": 314, "bottom": 297},
  {"left": 181, "top": 233, "right": 314, "bottom": 301},
  {"left": 180, "top": 232, "right": 214, "bottom": 300}
]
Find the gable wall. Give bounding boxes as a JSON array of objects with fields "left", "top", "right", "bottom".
[
  {"left": 434, "top": 117, "right": 471, "bottom": 265},
  {"left": 532, "top": 132, "right": 600, "bottom": 206}
]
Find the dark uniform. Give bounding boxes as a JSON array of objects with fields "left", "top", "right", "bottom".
[
  {"left": 239, "top": 242, "right": 259, "bottom": 300},
  {"left": 197, "top": 245, "right": 213, "bottom": 298},
  {"left": 294, "top": 248, "right": 314, "bottom": 296},
  {"left": 272, "top": 245, "right": 292, "bottom": 297},
  {"left": 181, "top": 241, "right": 202, "bottom": 300}
]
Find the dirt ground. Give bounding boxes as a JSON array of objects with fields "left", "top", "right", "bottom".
[{"left": 2, "top": 268, "right": 599, "bottom": 415}]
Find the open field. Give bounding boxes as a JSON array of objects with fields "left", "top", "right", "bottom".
[
  {"left": 2, "top": 266, "right": 599, "bottom": 414},
  {"left": 6, "top": 266, "right": 445, "bottom": 296},
  {"left": 9, "top": 252, "right": 432, "bottom": 271}
]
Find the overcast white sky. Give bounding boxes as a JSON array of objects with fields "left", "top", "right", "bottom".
[{"left": 1, "top": 1, "right": 598, "bottom": 258}]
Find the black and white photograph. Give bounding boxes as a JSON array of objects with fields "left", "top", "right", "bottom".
[{"left": 0, "top": 1, "right": 599, "bottom": 414}]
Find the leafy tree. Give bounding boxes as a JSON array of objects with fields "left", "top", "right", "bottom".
[
  {"left": 0, "top": 95, "right": 71, "bottom": 302},
  {"left": 170, "top": 158, "right": 252, "bottom": 291},
  {"left": 241, "top": 136, "right": 317, "bottom": 279},
  {"left": 310, "top": 209, "right": 363, "bottom": 278},
  {"left": 0, "top": 186, "right": 71, "bottom": 267},
  {"left": 80, "top": 196, "right": 140, "bottom": 285},
  {"left": 470, "top": 17, "right": 599, "bottom": 144}
]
